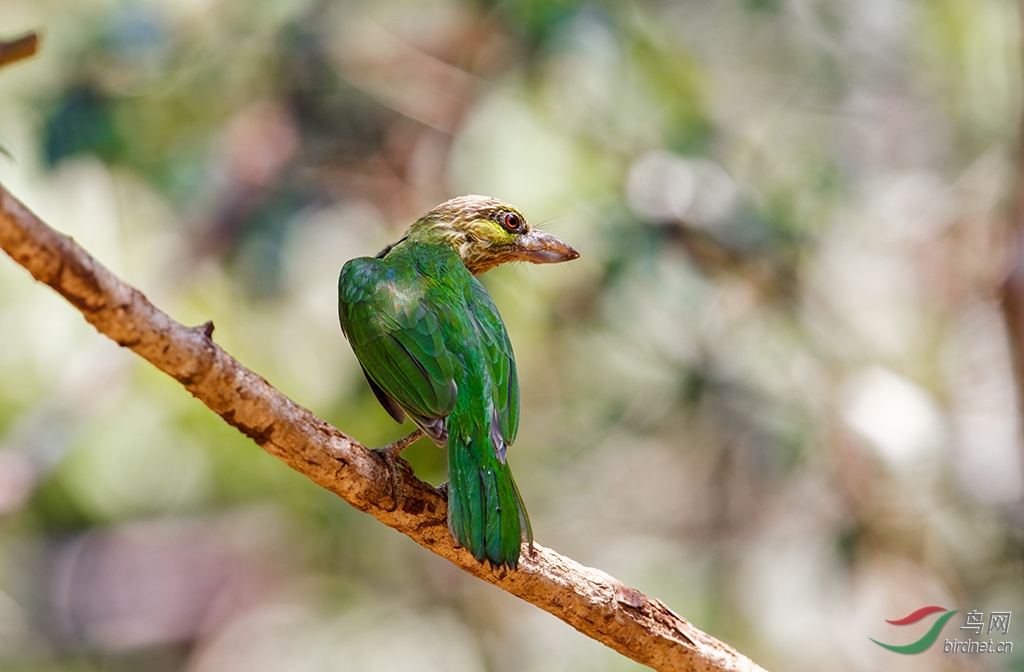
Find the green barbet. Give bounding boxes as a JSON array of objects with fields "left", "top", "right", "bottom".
[{"left": 338, "top": 195, "right": 579, "bottom": 568}]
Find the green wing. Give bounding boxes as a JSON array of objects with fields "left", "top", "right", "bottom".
[
  {"left": 448, "top": 277, "right": 529, "bottom": 566},
  {"left": 467, "top": 277, "right": 520, "bottom": 453},
  {"left": 338, "top": 257, "right": 457, "bottom": 434}
]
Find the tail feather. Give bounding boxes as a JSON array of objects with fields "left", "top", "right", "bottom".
[
  {"left": 447, "top": 423, "right": 530, "bottom": 568},
  {"left": 448, "top": 433, "right": 479, "bottom": 554},
  {"left": 510, "top": 471, "right": 534, "bottom": 555},
  {"left": 482, "top": 466, "right": 502, "bottom": 562}
]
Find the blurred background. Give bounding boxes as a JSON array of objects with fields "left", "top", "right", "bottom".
[{"left": 0, "top": 0, "right": 1022, "bottom": 670}]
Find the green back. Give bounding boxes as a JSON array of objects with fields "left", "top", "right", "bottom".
[{"left": 338, "top": 239, "right": 520, "bottom": 458}]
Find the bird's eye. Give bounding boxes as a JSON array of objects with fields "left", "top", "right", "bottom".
[{"left": 502, "top": 212, "right": 522, "bottom": 232}]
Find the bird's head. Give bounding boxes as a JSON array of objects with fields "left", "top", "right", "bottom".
[{"left": 409, "top": 195, "right": 579, "bottom": 275}]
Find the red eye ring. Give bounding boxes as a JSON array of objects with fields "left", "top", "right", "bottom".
[{"left": 502, "top": 212, "right": 522, "bottom": 232}]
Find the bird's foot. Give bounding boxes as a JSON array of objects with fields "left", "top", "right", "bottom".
[
  {"left": 375, "top": 429, "right": 425, "bottom": 462},
  {"left": 435, "top": 481, "right": 449, "bottom": 499},
  {"left": 373, "top": 429, "right": 424, "bottom": 510}
]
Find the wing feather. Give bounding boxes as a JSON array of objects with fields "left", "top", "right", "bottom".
[
  {"left": 466, "top": 278, "right": 520, "bottom": 448},
  {"left": 339, "top": 257, "right": 457, "bottom": 426}
]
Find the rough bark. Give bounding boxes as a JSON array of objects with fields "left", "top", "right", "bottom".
[{"left": 0, "top": 182, "right": 768, "bottom": 672}]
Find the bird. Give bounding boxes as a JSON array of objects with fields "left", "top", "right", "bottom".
[{"left": 338, "top": 195, "right": 579, "bottom": 568}]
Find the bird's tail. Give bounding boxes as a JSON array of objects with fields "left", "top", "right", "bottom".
[{"left": 446, "top": 421, "right": 533, "bottom": 569}]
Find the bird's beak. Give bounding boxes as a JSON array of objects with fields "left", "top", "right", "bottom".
[{"left": 514, "top": 229, "right": 580, "bottom": 265}]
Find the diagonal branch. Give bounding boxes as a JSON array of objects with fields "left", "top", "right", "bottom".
[
  {"left": 0, "top": 182, "right": 767, "bottom": 672},
  {"left": 1001, "top": 2, "right": 1024, "bottom": 458},
  {"left": 0, "top": 33, "right": 39, "bottom": 69}
]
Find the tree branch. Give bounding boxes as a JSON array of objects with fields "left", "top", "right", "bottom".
[
  {"left": 1001, "top": 2, "right": 1024, "bottom": 449},
  {"left": 0, "top": 33, "right": 39, "bottom": 69},
  {"left": 0, "top": 182, "right": 767, "bottom": 672}
]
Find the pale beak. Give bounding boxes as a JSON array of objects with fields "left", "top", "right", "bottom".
[{"left": 514, "top": 229, "right": 580, "bottom": 265}]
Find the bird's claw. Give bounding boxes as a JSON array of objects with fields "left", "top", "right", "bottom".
[{"left": 372, "top": 429, "right": 424, "bottom": 510}]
